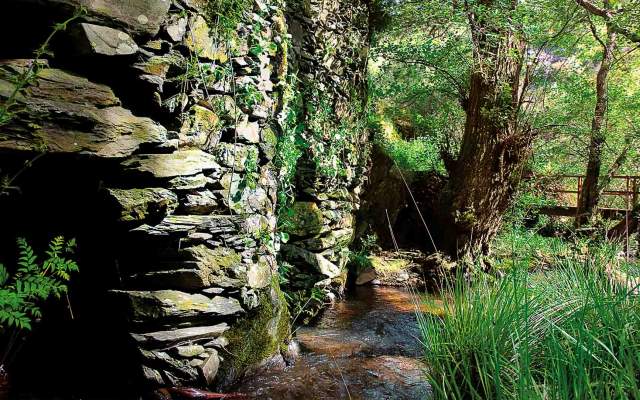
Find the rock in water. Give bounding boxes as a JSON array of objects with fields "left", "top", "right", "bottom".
[
  {"left": 356, "top": 267, "right": 376, "bottom": 285},
  {"left": 199, "top": 349, "right": 220, "bottom": 385}
]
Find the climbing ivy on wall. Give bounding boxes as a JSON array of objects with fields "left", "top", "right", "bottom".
[
  {"left": 304, "top": 89, "right": 368, "bottom": 182},
  {"left": 275, "top": 76, "right": 305, "bottom": 220}
]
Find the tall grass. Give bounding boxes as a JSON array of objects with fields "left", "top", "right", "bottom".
[{"left": 419, "top": 245, "right": 640, "bottom": 399}]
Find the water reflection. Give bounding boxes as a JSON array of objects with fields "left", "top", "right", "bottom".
[{"left": 234, "top": 286, "right": 433, "bottom": 400}]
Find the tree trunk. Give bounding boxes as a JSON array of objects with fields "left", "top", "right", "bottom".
[
  {"left": 437, "top": 0, "right": 532, "bottom": 262},
  {"left": 576, "top": 22, "right": 617, "bottom": 226}
]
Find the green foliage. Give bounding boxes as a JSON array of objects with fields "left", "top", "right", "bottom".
[
  {"left": 0, "top": 237, "right": 79, "bottom": 331},
  {"left": 420, "top": 243, "right": 640, "bottom": 399},
  {"left": 493, "top": 226, "right": 578, "bottom": 271},
  {"left": 249, "top": 32, "right": 277, "bottom": 58},
  {"left": 348, "top": 233, "right": 379, "bottom": 273},
  {"left": 237, "top": 83, "right": 264, "bottom": 110},
  {"left": 305, "top": 89, "right": 367, "bottom": 181},
  {"left": 277, "top": 261, "right": 292, "bottom": 287},
  {"left": 529, "top": 42, "right": 640, "bottom": 177},
  {"left": 278, "top": 261, "right": 325, "bottom": 326},
  {"left": 493, "top": 184, "right": 596, "bottom": 271},
  {"left": 368, "top": 0, "right": 471, "bottom": 173},
  {"left": 203, "top": 0, "right": 252, "bottom": 40},
  {"left": 242, "top": 146, "right": 259, "bottom": 190},
  {"left": 286, "top": 287, "right": 326, "bottom": 326},
  {"left": 502, "top": 187, "right": 557, "bottom": 228},
  {"left": 274, "top": 77, "right": 305, "bottom": 221},
  {"left": 370, "top": 113, "right": 446, "bottom": 173},
  {"left": 380, "top": 136, "right": 444, "bottom": 173},
  {"left": 370, "top": 0, "right": 640, "bottom": 181}
]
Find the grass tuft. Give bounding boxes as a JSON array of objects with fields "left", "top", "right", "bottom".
[{"left": 419, "top": 244, "right": 640, "bottom": 399}]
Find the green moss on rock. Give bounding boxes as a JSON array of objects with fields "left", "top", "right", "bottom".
[
  {"left": 284, "top": 202, "right": 325, "bottom": 237},
  {"left": 216, "top": 277, "right": 290, "bottom": 386},
  {"left": 106, "top": 187, "right": 178, "bottom": 223}
]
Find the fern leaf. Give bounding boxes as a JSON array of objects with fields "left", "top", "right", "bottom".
[
  {"left": 0, "top": 264, "right": 8, "bottom": 287},
  {"left": 65, "top": 238, "right": 77, "bottom": 253}
]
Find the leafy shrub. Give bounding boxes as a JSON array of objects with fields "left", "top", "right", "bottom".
[
  {"left": 370, "top": 113, "right": 446, "bottom": 173},
  {"left": 0, "top": 237, "right": 79, "bottom": 331},
  {"left": 286, "top": 287, "right": 327, "bottom": 326},
  {"left": 348, "top": 233, "right": 380, "bottom": 273}
]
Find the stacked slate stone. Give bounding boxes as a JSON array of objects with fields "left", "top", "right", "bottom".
[
  {"left": 281, "top": 0, "right": 371, "bottom": 296},
  {"left": 0, "top": 0, "right": 289, "bottom": 388}
]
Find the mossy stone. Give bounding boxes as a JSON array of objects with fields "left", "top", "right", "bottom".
[
  {"left": 106, "top": 187, "right": 178, "bottom": 223},
  {"left": 286, "top": 202, "right": 325, "bottom": 237},
  {"left": 184, "top": 16, "right": 228, "bottom": 62},
  {"left": 216, "top": 277, "right": 290, "bottom": 386}
]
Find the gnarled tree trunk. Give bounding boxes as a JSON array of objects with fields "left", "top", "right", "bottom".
[{"left": 437, "top": 0, "right": 532, "bottom": 263}]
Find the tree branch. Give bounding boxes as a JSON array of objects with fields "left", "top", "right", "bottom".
[
  {"left": 575, "top": 0, "right": 609, "bottom": 17},
  {"left": 385, "top": 56, "right": 468, "bottom": 106},
  {"left": 576, "top": 0, "right": 640, "bottom": 43}
]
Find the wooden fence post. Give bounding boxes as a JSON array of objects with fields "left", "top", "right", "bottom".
[{"left": 625, "top": 177, "right": 630, "bottom": 261}]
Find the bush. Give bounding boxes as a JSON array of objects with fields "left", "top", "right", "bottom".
[
  {"left": 420, "top": 244, "right": 640, "bottom": 399},
  {"left": 370, "top": 113, "right": 446, "bottom": 173}
]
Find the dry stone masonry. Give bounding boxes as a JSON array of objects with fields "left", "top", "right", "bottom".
[
  {"left": 279, "top": 0, "right": 371, "bottom": 303},
  {"left": 0, "top": 0, "right": 371, "bottom": 391}
]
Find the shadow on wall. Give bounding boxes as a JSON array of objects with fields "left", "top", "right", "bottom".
[{"left": 0, "top": 154, "right": 142, "bottom": 398}]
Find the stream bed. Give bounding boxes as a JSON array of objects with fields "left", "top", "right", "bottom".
[{"left": 233, "top": 285, "right": 432, "bottom": 400}]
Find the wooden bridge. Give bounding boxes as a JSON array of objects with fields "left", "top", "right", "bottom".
[{"left": 538, "top": 175, "right": 639, "bottom": 220}]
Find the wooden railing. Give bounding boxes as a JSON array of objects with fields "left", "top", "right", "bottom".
[{"left": 539, "top": 175, "right": 640, "bottom": 218}]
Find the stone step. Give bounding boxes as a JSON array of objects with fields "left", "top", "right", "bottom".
[
  {"left": 121, "top": 150, "right": 221, "bottom": 179},
  {"left": 128, "top": 269, "right": 209, "bottom": 291}
]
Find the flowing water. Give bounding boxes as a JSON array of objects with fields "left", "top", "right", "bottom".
[{"left": 234, "top": 285, "right": 433, "bottom": 400}]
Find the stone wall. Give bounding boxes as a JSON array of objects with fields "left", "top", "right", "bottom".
[
  {"left": 1, "top": 0, "right": 290, "bottom": 389},
  {"left": 279, "top": 0, "right": 371, "bottom": 302},
  {"left": 0, "top": 0, "right": 371, "bottom": 391}
]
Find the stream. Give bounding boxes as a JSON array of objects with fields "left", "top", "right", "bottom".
[{"left": 233, "top": 285, "right": 432, "bottom": 400}]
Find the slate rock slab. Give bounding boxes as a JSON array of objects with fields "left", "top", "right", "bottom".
[
  {"left": 0, "top": 61, "right": 167, "bottom": 157},
  {"left": 70, "top": 23, "right": 139, "bottom": 56},
  {"left": 115, "top": 289, "right": 244, "bottom": 321},
  {"left": 14, "top": 0, "right": 171, "bottom": 37}
]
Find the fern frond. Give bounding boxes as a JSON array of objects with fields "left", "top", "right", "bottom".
[
  {"left": 0, "top": 264, "right": 8, "bottom": 287},
  {"left": 47, "top": 236, "right": 64, "bottom": 257},
  {"left": 65, "top": 238, "right": 77, "bottom": 253},
  {"left": 0, "top": 236, "right": 78, "bottom": 331}
]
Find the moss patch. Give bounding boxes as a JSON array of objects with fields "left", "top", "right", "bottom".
[
  {"left": 369, "top": 256, "right": 411, "bottom": 277},
  {"left": 216, "top": 277, "right": 290, "bottom": 386}
]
